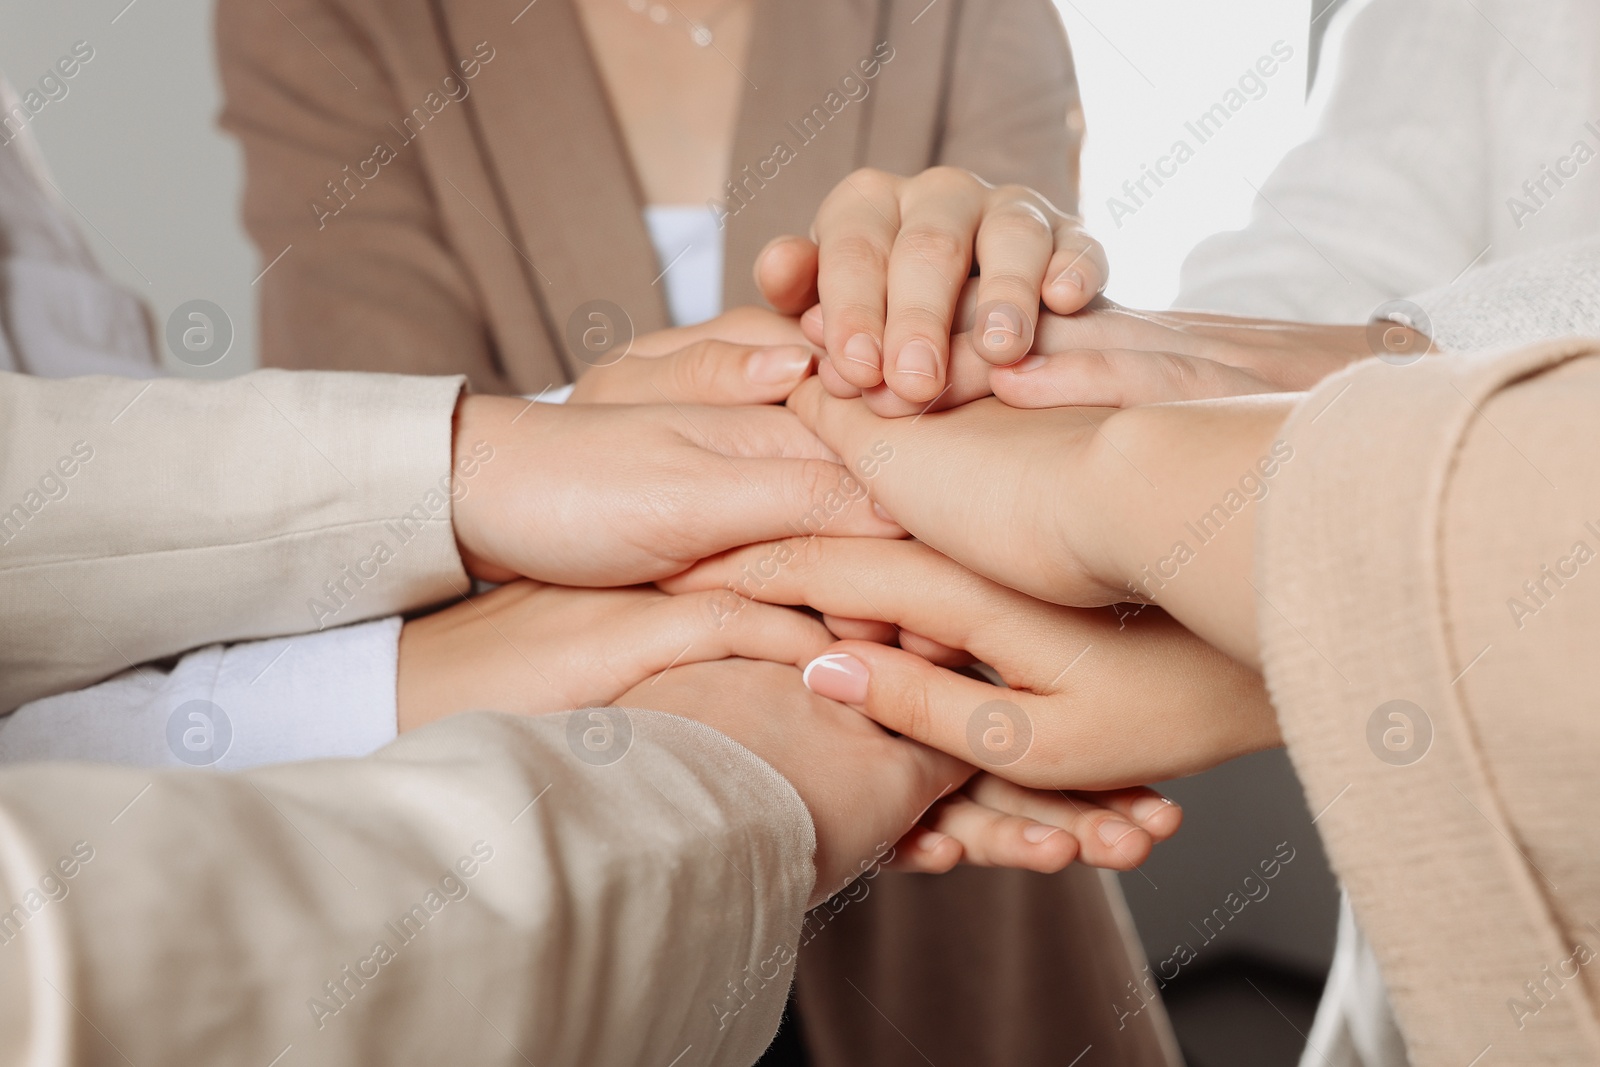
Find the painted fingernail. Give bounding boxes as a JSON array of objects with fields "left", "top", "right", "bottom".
[
  {"left": 920, "top": 830, "right": 951, "bottom": 851},
  {"left": 1005, "top": 353, "right": 1050, "bottom": 374},
  {"left": 1130, "top": 796, "right": 1176, "bottom": 824},
  {"left": 1022, "top": 823, "right": 1062, "bottom": 845},
  {"left": 981, "top": 303, "right": 1024, "bottom": 353},
  {"left": 1096, "top": 817, "right": 1139, "bottom": 847},
  {"left": 748, "top": 345, "right": 813, "bottom": 384},
  {"left": 895, "top": 339, "right": 940, "bottom": 379},
  {"left": 872, "top": 501, "right": 894, "bottom": 522},
  {"left": 1052, "top": 268, "right": 1085, "bottom": 292},
  {"left": 843, "top": 332, "right": 881, "bottom": 369},
  {"left": 802, "top": 652, "right": 870, "bottom": 704}
]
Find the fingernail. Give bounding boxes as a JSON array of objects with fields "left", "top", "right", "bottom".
[
  {"left": 920, "top": 830, "right": 950, "bottom": 851},
  {"left": 801, "top": 305, "right": 825, "bottom": 332},
  {"left": 1130, "top": 796, "right": 1176, "bottom": 824},
  {"left": 872, "top": 501, "right": 894, "bottom": 522},
  {"left": 1005, "top": 353, "right": 1049, "bottom": 374},
  {"left": 895, "top": 339, "right": 940, "bottom": 379},
  {"left": 1096, "top": 817, "right": 1139, "bottom": 847},
  {"left": 843, "top": 332, "right": 881, "bottom": 369},
  {"left": 1052, "top": 268, "right": 1085, "bottom": 292},
  {"left": 1022, "top": 823, "right": 1062, "bottom": 845},
  {"left": 982, "top": 304, "right": 1024, "bottom": 353},
  {"left": 802, "top": 652, "right": 869, "bottom": 704},
  {"left": 748, "top": 345, "right": 813, "bottom": 384}
]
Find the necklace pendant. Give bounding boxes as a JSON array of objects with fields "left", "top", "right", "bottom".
[{"left": 689, "top": 23, "right": 713, "bottom": 46}]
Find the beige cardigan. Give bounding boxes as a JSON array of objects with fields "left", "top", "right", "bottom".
[
  {"left": 215, "top": 0, "right": 1083, "bottom": 393},
  {"left": 1261, "top": 339, "right": 1600, "bottom": 1065}
]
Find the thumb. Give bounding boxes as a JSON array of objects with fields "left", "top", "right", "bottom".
[
  {"left": 801, "top": 641, "right": 1048, "bottom": 786},
  {"left": 581, "top": 340, "right": 816, "bottom": 406},
  {"left": 755, "top": 235, "right": 821, "bottom": 315}
]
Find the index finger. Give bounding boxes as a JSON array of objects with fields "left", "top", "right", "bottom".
[
  {"left": 661, "top": 537, "right": 1052, "bottom": 670},
  {"left": 814, "top": 170, "right": 903, "bottom": 390}
]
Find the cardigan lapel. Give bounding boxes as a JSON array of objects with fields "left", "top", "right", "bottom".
[{"left": 438, "top": 0, "right": 669, "bottom": 380}]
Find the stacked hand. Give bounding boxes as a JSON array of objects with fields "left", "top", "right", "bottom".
[{"left": 417, "top": 162, "right": 1345, "bottom": 893}]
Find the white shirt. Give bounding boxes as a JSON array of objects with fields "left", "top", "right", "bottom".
[
  {"left": 1177, "top": 3, "right": 1600, "bottom": 1065},
  {"left": 644, "top": 203, "right": 725, "bottom": 328},
  {"left": 539, "top": 204, "right": 725, "bottom": 406}
]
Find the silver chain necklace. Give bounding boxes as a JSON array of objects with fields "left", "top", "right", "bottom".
[{"left": 624, "top": 0, "right": 748, "bottom": 47}]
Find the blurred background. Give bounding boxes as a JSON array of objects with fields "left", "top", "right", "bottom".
[{"left": 0, "top": 1, "right": 1353, "bottom": 1062}]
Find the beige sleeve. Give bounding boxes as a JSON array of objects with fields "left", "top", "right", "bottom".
[
  {"left": 937, "top": 0, "right": 1082, "bottom": 210},
  {"left": 0, "top": 709, "right": 816, "bottom": 1065},
  {"left": 1256, "top": 339, "right": 1600, "bottom": 1065},
  {"left": 0, "top": 369, "right": 469, "bottom": 712}
]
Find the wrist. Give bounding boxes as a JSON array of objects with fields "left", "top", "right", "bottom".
[
  {"left": 451, "top": 392, "right": 528, "bottom": 583},
  {"left": 1081, "top": 399, "right": 1297, "bottom": 667}
]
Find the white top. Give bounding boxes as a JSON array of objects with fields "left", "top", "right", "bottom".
[
  {"left": 535, "top": 205, "right": 726, "bottom": 407},
  {"left": 1178, "top": 3, "right": 1600, "bottom": 1065},
  {"left": 643, "top": 203, "right": 725, "bottom": 327}
]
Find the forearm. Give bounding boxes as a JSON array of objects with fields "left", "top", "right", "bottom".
[
  {"left": 0, "top": 370, "right": 468, "bottom": 711},
  {"left": 1082, "top": 396, "right": 1299, "bottom": 668},
  {"left": 0, "top": 711, "right": 814, "bottom": 1065}
]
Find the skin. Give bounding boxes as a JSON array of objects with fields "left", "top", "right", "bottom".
[
  {"left": 616, "top": 658, "right": 967, "bottom": 909},
  {"left": 755, "top": 168, "right": 1109, "bottom": 406},
  {"left": 449, "top": 391, "right": 902, "bottom": 586},
  {"left": 666, "top": 537, "right": 1269, "bottom": 794},
  {"left": 779, "top": 378, "right": 1302, "bottom": 789},
  {"left": 573, "top": 0, "right": 754, "bottom": 205},
  {"left": 991, "top": 303, "right": 1432, "bottom": 408},
  {"left": 411, "top": 359, "right": 1167, "bottom": 875},
  {"left": 395, "top": 581, "right": 836, "bottom": 732}
]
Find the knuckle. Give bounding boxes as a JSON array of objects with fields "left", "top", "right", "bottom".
[
  {"left": 896, "top": 226, "right": 969, "bottom": 267},
  {"left": 985, "top": 199, "right": 1054, "bottom": 237},
  {"left": 1157, "top": 352, "right": 1206, "bottom": 396},
  {"left": 829, "top": 234, "right": 891, "bottom": 275},
  {"left": 920, "top": 165, "right": 985, "bottom": 193},
  {"left": 889, "top": 674, "right": 938, "bottom": 745},
  {"left": 668, "top": 345, "right": 724, "bottom": 397},
  {"left": 978, "top": 266, "right": 1043, "bottom": 296},
  {"left": 833, "top": 167, "right": 899, "bottom": 208}
]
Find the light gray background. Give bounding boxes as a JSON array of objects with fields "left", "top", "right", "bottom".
[{"left": 1, "top": 0, "right": 257, "bottom": 376}]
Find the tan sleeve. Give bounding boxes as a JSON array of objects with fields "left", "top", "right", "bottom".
[
  {"left": 0, "top": 369, "right": 469, "bottom": 712},
  {"left": 0, "top": 709, "right": 816, "bottom": 1065},
  {"left": 214, "top": 0, "right": 511, "bottom": 392},
  {"left": 937, "top": 0, "right": 1081, "bottom": 209},
  {"left": 1256, "top": 339, "right": 1600, "bottom": 1064}
]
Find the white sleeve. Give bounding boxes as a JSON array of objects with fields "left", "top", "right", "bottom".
[
  {"left": 0, "top": 618, "right": 401, "bottom": 769},
  {"left": 1400, "top": 235, "right": 1600, "bottom": 353},
  {"left": 1176, "top": 0, "right": 1492, "bottom": 322}
]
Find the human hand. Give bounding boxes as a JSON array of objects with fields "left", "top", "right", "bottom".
[
  {"left": 786, "top": 378, "right": 1299, "bottom": 666},
  {"left": 450, "top": 392, "right": 901, "bottom": 586},
  {"left": 570, "top": 307, "right": 817, "bottom": 406},
  {"left": 890, "top": 774, "right": 1183, "bottom": 875},
  {"left": 396, "top": 580, "right": 835, "bottom": 733},
  {"left": 792, "top": 279, "right": 1000, "bottom": 418},
  {"left": 665, "top": 537, "right": 1276, "bottom": 793},
  {"left": 617, "top": 658, "right": 969, "bottom": 909},
  {"left": 991, "top": 304, "right": 1429, "bottom": 408},
  {"left": 754, "top": 167, "right": 1107, "bottom": 406}
]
